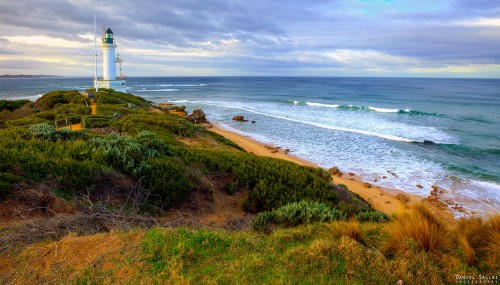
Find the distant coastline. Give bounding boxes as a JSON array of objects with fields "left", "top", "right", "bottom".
[{"left": 0, "top": 74, "right": 62, "bottom": 79}]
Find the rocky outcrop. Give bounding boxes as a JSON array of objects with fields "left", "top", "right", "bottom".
[
  {"left": 328, "top": 167, "right": 343, "bottom": 176},
  {"left": 169, "top": 105, "right": 188, "bottom": 117},
  {"left": 232, "top": 115, "right": 248, "bottom": 122},
  {"left": 186, "top": 109, "right": 209, "bottom": 124},
  {"left": 159, "top": 102, "right": 174, "bottom": 111}
]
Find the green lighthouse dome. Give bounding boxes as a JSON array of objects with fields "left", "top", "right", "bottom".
[{"left": 103, "top": 28, "right": 114, "bottom": 44}]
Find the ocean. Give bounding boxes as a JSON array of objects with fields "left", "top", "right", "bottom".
[{"left": 1, "top": 76, "right": 499, "bottom": 216}]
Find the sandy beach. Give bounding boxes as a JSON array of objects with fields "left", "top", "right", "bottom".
[{"left": 210, "top": 124, "right": 455, "bottom": 221}]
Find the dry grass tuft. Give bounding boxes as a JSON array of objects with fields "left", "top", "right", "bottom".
[
  {"left": 323, "top": 219, "right": 364, "bottom": 244},
  {"left": 454, "top": 214, "right": 500, "bottom": 269},
  {"left": 380, "top": 203, "right": 453, "bottom": 255}
]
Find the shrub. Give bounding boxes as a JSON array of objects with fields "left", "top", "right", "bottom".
[
  {"left": 35, "top": 90, "right": 84, "bottom": 110},
  {"left": 95, "top": 104, "right": 136, "bottom": 116},
  {"left": 0, "top": 100, "right": 30, "bottom": 112},
  {"left": 143, "top": 157, "right": 193, "bottom": 209},
  {"left": 172, "top": 105, "right": 186, "bottom": 112},
  {"left": 84, "top": 116, "right": 113, "bottom": 128},
  {"left": 177, "top": 149, "right": 337, "bottom": 212},
  {"left": 29, "top": 123, "right": 58, "bottom": 141},
  {"left": 121, "top": 114, "right": 206, "bottom": 138},
  {"left": 0, "top": 172, "right": 25, "bottom": 195},
  {"left": 356, "top": 211, "right": 389, "bottom": 222},
  {"left": 29, "top": 123, "right": 88, "bottom": 141},
  {"left": 252, "top": 201, "right": 346, "bottom": 232},
  {"left": 331, "top": 184, "right": 372, "bottom": 217},
  {"left": 91, "top": 131, "right": 170, "bottom": 178},
  {"left": 380, "top": 204, "right": 453, "bottom": 256},
  {"left": 94, "top": 89, "right": 149, "bottom": 107}
]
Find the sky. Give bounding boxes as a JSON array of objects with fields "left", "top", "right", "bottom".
[{"left": 0, "top": 0, "right": 499, "bottom": 78}]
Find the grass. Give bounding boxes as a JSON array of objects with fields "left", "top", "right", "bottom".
[
  {"left": 454, "top": 215, "right": 500, "bottom": 269},
  {"left": 380, "top": 204, "right": 454, "bottom": 256},
  {"left": 4, "top": 208, "right": 498, "bottom": 284}
]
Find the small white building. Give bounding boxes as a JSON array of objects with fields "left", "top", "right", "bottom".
[{"left": 94, "top": 28, "right": 127, "bottom": 93}]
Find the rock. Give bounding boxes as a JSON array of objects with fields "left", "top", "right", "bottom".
[
  {"left": 172, "top": 105, "right": 186, "bottom": 112},
  {"left": 284, "top": 148, "right": 290, "bottom": 154},
  {"left": 382, "top": 175, "right": 387, "bottom": 179},
  {"left": 387, "top": 170, "right": 398, "bottom": 178},
  {"left": 186, "top": 109, "right": 209, "bottom": 124},
  {"left": 416, "top": 184, "right": 423, "bottom": 189},
  {"left": 396, "top": 193, "right": 410, "bottom": 204},
  {"left": 328, "top": 167, "right": 342, "bottom": 176},
  {"left": 348, "top": 172, "right": 355, "bottom": 176},
  {"left": 232, "top": 115, "right": 248, "bottom": 122},
  {"left": 271, "top": 149, "right": 278, "bottom": 153},
  {"left": 363, "top": 182, "right": 372, "bottom": 188},
  {"left": 373, "top": 178, "right": 378, "bottom": 182},
  {"left": 159, "top": 102, "right": 174, "bottom": 111},
  {"left": 251, "top": 120, "right": 256, "bottom": 123}
]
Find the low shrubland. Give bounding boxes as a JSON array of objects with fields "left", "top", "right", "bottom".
[
  {"left": 0, "top": 99, "right": 30, "bottom": 112},
  {"left": 92, "top": 88, "right": 150, "bottom": 107},
  {"left": 1, "top": 89, "right": 498, "bottom": 284},
  {"left": 35, "top": 90, "right": 85, "bottom": 111}
]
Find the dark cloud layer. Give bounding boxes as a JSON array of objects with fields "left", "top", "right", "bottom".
[{"left": 1, "top": 0, "right": 499, "bottom": 76}]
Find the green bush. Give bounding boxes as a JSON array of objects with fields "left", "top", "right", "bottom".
[
  {"left": 94, "top": 89, "right": 150, "bottom": 107},
  {"left": 356, "top": 211, "right": 389, "bottom": 222},
  {"left": 91, "top": 131, "right": 170, "bottom": 178},
  {"left": 143, "top": 157, "right": 193, "bottom": 209},
  {"left": 0, "top": 100, "right": 30, "bottom": 112},
  {"left": 84, "top": 116, "right": 113, "bottom": 128},
  {"left": 95, "top": 104, "right": 137, "bottom": 116},
  {"left": 28, "top": 123, "right": 88, "bottom": 141},
  {"left": 35, "top": 90, "right": 84, "bottom": 111},
  {"left": 177, "top": 149, "right": 336, "bottom": 212},
  {"left": 172, "top": 105, "right": 186, "bottom": 112},
  {"left": 0, "top": 172, "right": 25, "bottom": 195},
  {"left": 251, "top": 201, "right": 346, "bottom": 232},
  {"left": 120, "top": 113, "right": 205, "bottom": 138},
  {"left": 54, "top": 103, "right": 91, "bottom": 118},
  {"left": 29, "top": 123, "right": 58, "bottom": 141}
]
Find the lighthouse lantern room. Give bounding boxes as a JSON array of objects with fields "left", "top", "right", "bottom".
[{"left": 94, "top": 27, "right": 127, "bottom": 93}]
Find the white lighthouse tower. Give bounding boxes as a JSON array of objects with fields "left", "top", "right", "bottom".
[{"left": 95, "top": 27, "right": 127, "bottom": 93}]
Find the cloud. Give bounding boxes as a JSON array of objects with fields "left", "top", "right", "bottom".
[
  {"left": 451, "top": 18, "right": 500, "bottom": 27},
  {"left": 0, "top": 0, "right": 499, "bottom": 77}
]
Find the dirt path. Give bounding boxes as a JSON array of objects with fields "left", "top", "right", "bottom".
[
  {"left": 57, "top": 100, "right": 96, "bottom": 131},
  {"left": 90, "top": 100, "right": 96, "bottom": 115}
]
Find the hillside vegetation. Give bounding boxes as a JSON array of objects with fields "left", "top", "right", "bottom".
[{"left": 0, "top": 90, "right": 498, "bottom": 284}]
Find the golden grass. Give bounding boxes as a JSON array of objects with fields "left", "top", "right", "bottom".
[
  {"left": 323, "top": 219, "right": 364, "bottom": 244},
  {"left": 454, "top": 214, "right": 500, "bottom": 269},
  {"left": 380, "top": 204, "right": 454, "bottom": 255}
]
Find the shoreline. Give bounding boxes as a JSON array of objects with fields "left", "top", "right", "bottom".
[{"left": 209, "top": 123, "right": 456, "bottom": 221}]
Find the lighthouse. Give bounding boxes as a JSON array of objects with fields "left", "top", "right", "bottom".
[{"left": 94, "top": 27, "right": 127, "bottom": 93}]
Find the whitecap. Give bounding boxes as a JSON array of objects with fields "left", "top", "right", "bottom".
[
  {"left": 306, "top": 102, "right": 340, "bottom": 108},
  {"left": 135, "top": 89, "right": 180, "bottom": 92},
  {"left": 368, "top": 107, "right": 399, "bottom": 113}
]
